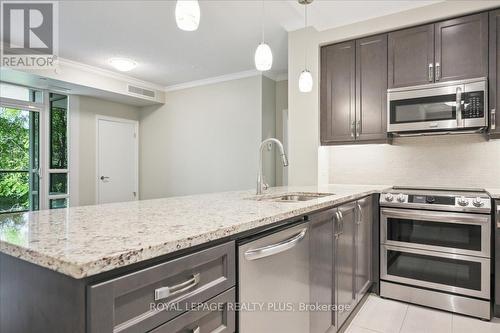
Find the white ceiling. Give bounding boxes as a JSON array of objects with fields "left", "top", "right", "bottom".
[{"left": 58, "top": 0, "right": 441, "bottom": 87}]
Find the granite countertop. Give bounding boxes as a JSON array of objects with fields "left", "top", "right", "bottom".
[
  {"left": 486, "top": 189, "right": 500, "bottom": 200},
  {"left": 0, "top": 184, "right": 387, "bottom": 279}
]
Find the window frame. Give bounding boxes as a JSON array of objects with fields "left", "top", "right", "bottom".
[{"left": 0, "top": 84, "right": 70, "bottom": 211}]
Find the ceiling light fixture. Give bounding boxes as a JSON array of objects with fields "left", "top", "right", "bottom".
[
  {"left": 254, "top": 0, "right": 273, "bottom": 71},
  {"left": 298, "top": 0, "right": 313, "bottom": 93},
  {"left": 176, "top": 0, "right": 201, "bottom": 31},
  {"left": 108, "top": 57, "right": 137, "bottom": 72}
]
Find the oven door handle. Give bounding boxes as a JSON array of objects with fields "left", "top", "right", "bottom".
[{"left": 381, "top": 208, "right": 490, "bottom": 225}]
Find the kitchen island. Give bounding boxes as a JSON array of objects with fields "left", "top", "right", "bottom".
[{"left": 0, "top": 184, "right": 384, "bottom": 333}]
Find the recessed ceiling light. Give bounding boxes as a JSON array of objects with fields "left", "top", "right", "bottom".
[{"left": 108, "top": 58, "right": 137, "bottom": 72}]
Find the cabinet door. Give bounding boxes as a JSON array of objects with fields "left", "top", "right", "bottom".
[
  {"left": 489, "top": 9, "right": 500, "bottom": 138},
  {"left": 310, "top": 209, "right": 336, "bottom": 333},
  {"left": 388, "top": 24, "right": 434, "bottom": 88},
  {"left": 435, "top": 13, "right": 488, "bottom": 82},
  {"left": 336, "top": 203, "right": 356, "bottom": 329},
  {"left": 320, "top": 41, "right": 356, "bottom": 144},
  {"left": 355, "top": 196, "right": 373, "bottom": 303},
  {"left": 356, "top": 34, "right": 388, "bottom": 142}
]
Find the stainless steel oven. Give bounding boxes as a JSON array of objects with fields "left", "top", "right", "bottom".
[
  {"left": 379, "top": 187, "right": 492, "bottom": 319},
  {"left": 381, "top": 208, "right": 491, "bottom": 258},
  {"left": 387, "top": 78, "right": 487, "bottom": 134}
]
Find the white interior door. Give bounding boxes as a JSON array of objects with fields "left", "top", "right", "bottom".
[{"left": 97, "top": 116, "right": 138, "bottom": 204}]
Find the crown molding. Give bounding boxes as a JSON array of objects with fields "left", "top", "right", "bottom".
[
  {"left": 57, "top": 58, "right": 165, "bottom": 91},
  {"left": 164, "top": 69, "right": 262, "bottom": 92}
]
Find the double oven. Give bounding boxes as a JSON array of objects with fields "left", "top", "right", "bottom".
[{"left": 379, "top": 188, "right": 492, "bottom": 319}]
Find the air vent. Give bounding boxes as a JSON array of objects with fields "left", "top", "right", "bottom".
[{"left": 127, "top": 85, "right": 156, "bottom": 99}]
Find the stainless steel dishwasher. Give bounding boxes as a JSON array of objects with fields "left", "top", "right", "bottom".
[{"left": 238, "top": 221, "right": 310, "bottom": 333}]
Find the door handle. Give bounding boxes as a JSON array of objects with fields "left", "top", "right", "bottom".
[
  {"left": 492, "top": 109, "right": 496, "bottom": 130},
  {"left": 356, "top": 120, "right": 361, "bottom": 137},
  {"left": 428, "top": 63, "right": 434, "bottom": 82},
  {"left": 435, "top": 62, "right": 440, "bottom": 81},
  {"left": 334, "top": 212, "right": 341, "bottom": 239},
  {"left": 350, "top": 121, "right": 356, "bottom": 138},
  {"left": 100, "top": 176, "right": 110, "bottom": 181},
  {"left": 456, "top": 87, "right": 462, "bottom": 127},
  {"left": 338, "top": 210, "right": 344, "bottom": 235},
  {"left": 244, "top": 228, "right": 308, "bottom": 260},
  {"left": 154, "top": 273, "right": 201, "bottom": 301}
]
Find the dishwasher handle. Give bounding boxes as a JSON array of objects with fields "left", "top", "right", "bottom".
[{"left": 244, "top": 228, "right": 308, "bottom": 261}]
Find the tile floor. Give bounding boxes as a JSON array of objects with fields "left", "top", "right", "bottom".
[{"left": 345, "top": 295, "right": 500, "bottom": 333}]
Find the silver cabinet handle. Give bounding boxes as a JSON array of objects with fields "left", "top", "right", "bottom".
[
  {"left": 492, "top": 109, "right": 496, "bottom": 130},
  {"left": 435, "top": 62, "right": 440, "bottom": 81},
  {"left": 428, "top": 63, "right": 434, "bottom": 82},
  {"left": 334, "top": 212, "right": 341, "bottom": 239},
  {"left": 338, "top": 210, "right": 344, "bottom": 235},
  {"left": 154, "top": 273, "right": 201, "bottom": 301},
  {"left": 456, "top": 87, "right": 462, "bottom": 127},
  {"left": 356, "top": 120, "right": 361, "bottom": 137},
  {"left": 244, "top": 228, "right": 307, "bottom": 261},
  {"left": 350, "top": 121, "right": 356, "bottom": 138},
  {"left": 356, "top": 202, "right": 362, "bottom": 225},
  {"left": 192, "top": 326, "right": 200, "bottom": 333}
]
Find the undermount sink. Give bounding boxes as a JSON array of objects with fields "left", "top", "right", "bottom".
[{"left": 251, "top": 192, "right": 335, "bottom": 202}]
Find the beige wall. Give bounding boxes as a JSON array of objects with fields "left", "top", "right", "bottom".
[
  {"left": 139, "top": 76, "right": 264, "bottom": 199},
  {"left": 275, "top": 80, "right": 288, "bottom": 186},
  {"left": 74, "top": 95, "right": 140, "bottom": 206},
  {"left": 288, "top": 1, "right": 500, "bottom": 186},
  {"left": 329, "top": 135, "right": 500, "bottom": 188}
]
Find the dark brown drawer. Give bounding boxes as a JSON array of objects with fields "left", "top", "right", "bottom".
[
  {"left": 87, "top": 241, "right": 235, "bottom": 333},
  {"left": 149, "top": 288, "right": 235, "bottom": 333}
]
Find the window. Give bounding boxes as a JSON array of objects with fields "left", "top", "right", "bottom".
[
  {"left": 48, "top": 93, "right": 69, "bottom": 208},
  {"left": 0, "top": 84, "right": 69, "bottom": 213}
]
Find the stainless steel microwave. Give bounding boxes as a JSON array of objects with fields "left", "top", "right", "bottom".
[{"left": 387, "top": 78, "right": 488, "bottom": 134}]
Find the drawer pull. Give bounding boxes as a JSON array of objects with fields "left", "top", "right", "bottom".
[
  {"left": 192, "top": 326, "right": 200, "bottom": 333},
  {"left": 154, "top": 273, "right": 201, "bottom": 301}
]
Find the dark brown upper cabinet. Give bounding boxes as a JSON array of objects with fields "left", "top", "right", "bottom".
[
  {"left": 435, "top": 13, "right": 488, "bottom": 82},
  {"left": 489, "top": 9, "right": 500, "bottom": 138},
  {"left": 388, "top": 24, "right": 434, "bottom": 88},
  {"left": 321, "top": 35, "right": 387, "bottom": 145},
  {"left": 356, "top": 34, "right": 388, "bottom": 142},
  {"left": 388, "top": 13, "right": 488, "bottom": 88},
  {"left": 320, "top": 41, "right": 356, "bottom": 144}
]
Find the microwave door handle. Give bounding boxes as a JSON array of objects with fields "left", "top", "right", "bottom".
[{"left": 456, "top": 87, "right": 462, "bottom": 127}]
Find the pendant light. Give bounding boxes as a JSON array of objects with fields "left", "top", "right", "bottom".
[
  {"left": 298, "top": 0, "right": 313, "bottom": 93},
  {"left": 176, "top": 0, "right": 200, "bottom": 31},
  {"left": 254, "top": 0, "right": 273, "bottom": 71}
]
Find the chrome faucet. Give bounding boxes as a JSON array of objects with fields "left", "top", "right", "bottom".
[{"left": 257, "top": 138, "right": 289, "bottom": 195}]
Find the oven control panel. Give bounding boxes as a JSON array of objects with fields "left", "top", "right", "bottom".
[{"left": 380, "top": 191, "right": 491, "bottom": 213}]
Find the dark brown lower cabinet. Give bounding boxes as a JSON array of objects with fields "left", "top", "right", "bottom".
[
  {"left": 320, "top": 35, "right": 388, "bottom": 145},
  {"left": 309, "top": 196, "right": 374, "bottom": 333},
  {"left": 489, "top": 9, "right": 500, "bottom": 138}
]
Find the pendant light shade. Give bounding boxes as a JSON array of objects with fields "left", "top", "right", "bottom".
[
  {"left": 298, "top": 0, "right": 313, "bottom": 92},
  {"left": 255, "top": 43, "right": 273, "bottom": 71},
  {"left": 299, "top": 70, "right": 313, "bottom": 92},
  {"left": 175, "top": 0, "right": 200, "bottom": 31}
]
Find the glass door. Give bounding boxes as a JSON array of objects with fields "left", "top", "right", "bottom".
[
  {"left": 0, "top": 106, "right": 40, "bottom": 213},
  {"left": 381, "top": 245, "right": 490, "bottom": 299},
  {"left": 381, "top": 208, "right": 491, "bottom": 257}
]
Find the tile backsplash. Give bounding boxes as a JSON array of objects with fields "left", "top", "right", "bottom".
[{"left": 328, "top": 134, "right": 500, "bottom": 188}]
